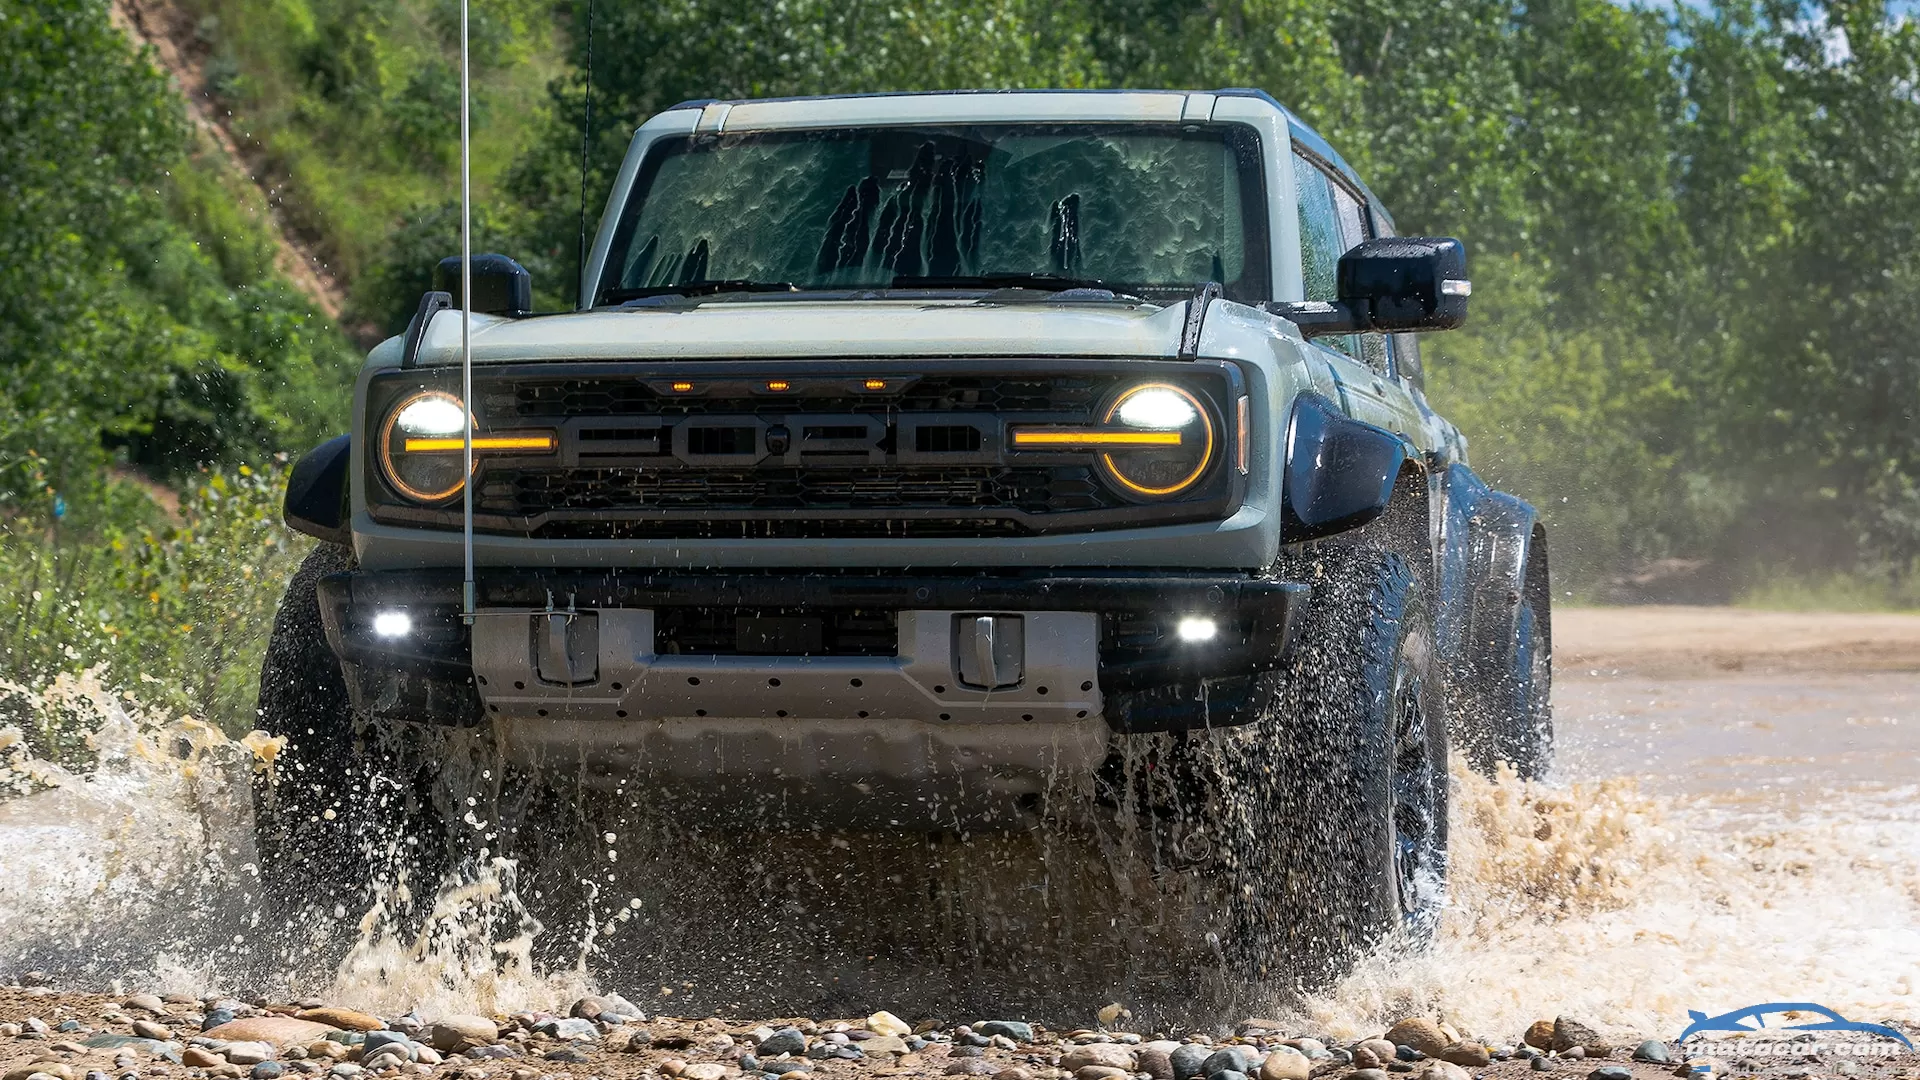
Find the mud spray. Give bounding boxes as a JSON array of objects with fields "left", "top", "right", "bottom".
[{"left": 2, "top": 669, "right": 1915, "bottom": 1039}]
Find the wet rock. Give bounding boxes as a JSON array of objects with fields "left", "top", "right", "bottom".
[
  {"left": 1439, "top": 1044, "right": 1490, "bottom": 1068},
  {"left": 543, "top": 1049, "right": 591, "bottom": 1066},
  {"left": 1064, "top": 1046, "right": 1136, "bottom": 1073},
  {"left": 182, "top": 1051, "right": 223, "bottom": 1069},
  {"left": 1563, "top": 1047, "right": 1587, "bottom": 1061},
  {"left": 1530, "top": 1057, "right": 1554, "bottom": 1073},
  {"left": 51, "top": 1041, "right": 90, "bottom": 1054},
  {"left": 1395, "top": 1047, "right": 1422, "bottom": 1063},
  {"left": 757, "top": 1030, "right": 807, "bottom": 1058},
  {"left": 428, "top": 1018, "right": 497, "bottom": 1055},
  {"left": 1633, "top": 1042, "right": 1672, "bottom": 1064},
  {"left": 225, "top": 1043, "right": 277, "bottom": 1066},
  {"left": 304, "top": 1044, "right": 349, "bottom": 1062},
  {"left": 1417, "top": 1063, "right": 1470, "bottom": 1080},
  {"left": 1551, "top": 1020, "right": 1608, "bottom": 1058},
  {"left": 294, "top": 1013, "right": 381, "bottom": 1035},
  {"left": 978, "top": 1022, "right": 1034, "bottom": 1044},
  {"left": 1384, "top": 1022, "right": 1448, "bottom": 1061},
  {"left": 1258, "top": 1048, "right": 1308, "bottom": 1080},
  {"left": 1357, "top": 1041, "right": 1397, "bottom": 1066},
  {"left": 131, "top": 1023, "right": 172, "bottom": 1043},
  {"left": 1350, "top": 1070, "right": 1390, "bottom": 1080},
  {"left": 1137, "top": 1048, "right": 1174, "bottom": 1080},
  {"left": 1587, "top": 1069, "right": 1631, "bottom": 1080},
  {"left": 1171, "top": 1045, "right": 1210, "bottom": 1080},
  {"left": 327, "top": 1065, "right": 362, "bottom": 1079},
  {"left": 360, "top": 1033, "right": 410, "bottom": 1056},
  {"left": 1205, "top": 1070, "right": 1248, "bottom": 1080},
  {"left": 945, "top": 1062, "right": 994, "bottom": 1077},
  {"left": 250, "top": 1065, "right": 284, "bottom": 1080},
  {"left": 1523, "top": 1024, "right": 1555, "bottom": 1052},
  {"left": 530, "top": 1019, "right": 597, "bottom": 1042},
  {"left": 123, "top": 998, "right": 166, "bottom": 1016},
  {"left": 1351, "top": 1050, "right": 1381, "bottom": 1071},
  {"left": 866, "top": 1013, "right": 911, "bottom": 1038},
  {"left": 862, "top": 1037, "right": 909, "bottom": 1057},
  {"left": 205, "top": 1021, "right": 337, "bottom": 1049},
  {"left": 1200, "top": 1049, "right": 1250, "bottom": 1078},
  {"left": 203, "top": 1014, "right": 238, "bottom": 1033}
]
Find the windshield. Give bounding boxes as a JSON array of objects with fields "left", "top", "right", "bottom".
[{"left": 597, "top": 123, "right": 1270, "bottom": 305}]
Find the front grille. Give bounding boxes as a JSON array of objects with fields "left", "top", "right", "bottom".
[
  {"left": 476, "top": 465, "right": 1105, "bottom": 516},
  {"left": 655, "top": 608, "right": 896, "bottom": 656},
  {"left": 486, "top": 375, "right": 1103, "bottom": 421}
]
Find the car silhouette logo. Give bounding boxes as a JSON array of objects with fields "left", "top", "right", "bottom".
[{"left": 1679, "top": 1003, "right": 1912, "bottom": 1049}]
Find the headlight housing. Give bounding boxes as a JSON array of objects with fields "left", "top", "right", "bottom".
[
  {"left": 1097, "top": 382, "right": 1217, "bottom": 498},
  {"left": 379, "top": 390, "right": 473, "bottom": 503}
]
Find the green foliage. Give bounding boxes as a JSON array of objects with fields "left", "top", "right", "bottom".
[{"left": 0, "top": 465, "right": 307, "bottom": 753}]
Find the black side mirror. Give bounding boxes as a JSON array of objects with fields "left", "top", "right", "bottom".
[
  {"left": 434, "top": 253, "right": 533, "bottom": 317},
  {"left": 1267, "top": 236, "right": 1469, "bottom": 338}
]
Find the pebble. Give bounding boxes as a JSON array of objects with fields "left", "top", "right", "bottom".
[
  {"left": 757, "top": 1031, "right": 807, "bottom": 1058},
  {"left": 204, "top": 1014, "right": 238, "bottom": 1032},
  {"left": 361, "top": 1033, "right": 411, "bottom": 1057},
  {"left": 1417, "top": 1063, "right": 1470, "bottom": 1080},
  {"left": 531, "top": 1019, "right": 597, "bottom": 1042},
  {"left": 1384, "top": 1022, "right": 1448, "bottom": 1060},
  {"left": 183, "top": 1050, "right": 224, "bottom": 1068},
  {"left": 949, "top": 1047, "right": 984, "bottom": 1059},
  {"left": 1199, "top": 1050, "right": 1250, "bottom": 1078},
  {"left": 1395, "top": 1047, "right": 1421, "bottom": 1063},
  {"left": 861, "top": 1037, "right": 908, "bottom": 1057},
  {"left": 1076, "top": 1068, "right": 1130, "bottom": 1080},
  {"left": 8, "top": 1067, "right": 75, "bottom": 1080},
  {"left": 251, "top": 1066, "right": 285, "bottom": 1080},
  {"left": 1563, "top": 1047, "right": 1586, "bottom": 1061},
  {"left": 1136, "top": 1049, "right": 1173, "bottom": 1080},
  {"left": 1438, "top": 1043, "right": 1490, "bottom": 1068},
  {"left": 124, "top": 999, "right": 166, "bottom": 1017},
  {"left": 226, "top": 1043, "right": 277, "bottom": 1066},
  {"left": 1633, "top": 1042, "right": 1672, "bottom": 1064},
  {"left": 296, "top": 1013, "right": 382, "bottom": 1035},
  {"left": 132, "top": 1023, "right": 172, "bottom": 1043},
  {"left": 429, "top": 1018, "right": 498, "bottom": 1055},
  {"left": 205, "top": 1021, "right": 337, "bottom": 1048},
  {"left": 1530, "top": 1057, "right": 1554, "bottom": 1072},
  {"left": 1064, "top": 1046, "right": 1136, "bottom": 1073},
  {"left": 994, "top": 1070, "right": 1034, "bottom": 1080},
  {"left": 1551, "top": 1020, "right": 1609, "bottom": 1058},
  {"left": 1205, "top": 1071, "right": 1247, "bottom": 1080},
  {"left": 1587, "top": 1070, "right": 1631, "bottom": 1080},
  {"left": 1523, "top": 1023, "right": 1555, "bottom": 1052},
  {"left": 1257, "top": 1049, "right": 1308, "bottom": 1080},
  {"left": 1350, "top": 1071, "right": 1389, "bottom": 1080},
  {"left": 945, "top": 1063, "right": 994, "bottom": 1077},
  {"left": 328, "top": 1066, "right": 362, "bottom": 1079},
  {"left": 865, "top": 1013, "right": 911, "bottom": 1039},
  {"left": 1351, "top": 1050, "right": 1381, "bottom": 1071},
  {"left": 978, "top": 1024, "right": 1034, "bottom": 1044},
  {"left": 1356, "top": 1041, "right": 1397, "bottom": 1066},
  {"left": 1170, "top": 1046, "right": 1210, "bottom": 1080}
]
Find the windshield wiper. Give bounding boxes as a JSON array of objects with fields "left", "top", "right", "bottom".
[
  {"left": 605, "top": 280, "right": 800, "bottom": 303},
  {"left": 888, "top": 272, "right": 1118, "bottom": 293}
]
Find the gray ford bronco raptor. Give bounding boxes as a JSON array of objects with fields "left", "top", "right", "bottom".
[{"left": 256, "top": 89, "right": 1551, "bottom": 978}]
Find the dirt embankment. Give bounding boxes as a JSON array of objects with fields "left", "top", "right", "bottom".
[{"left": 1553, "top": 606, "right": 1920, "bottom": 679}]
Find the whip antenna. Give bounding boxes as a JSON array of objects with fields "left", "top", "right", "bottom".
[
  {"left": 460, "top": 0, "right": 475, "bottom": 619},
  {"left": 576, "top": 0, "right": 596, "bottom": 308}
]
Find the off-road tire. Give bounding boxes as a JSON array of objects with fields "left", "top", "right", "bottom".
[
  {"left": 1219, "top": 546, "right": 1449, "bottom": 983},
  {"left": 252, "top": 544, "right": 448, "bottom": 927}
]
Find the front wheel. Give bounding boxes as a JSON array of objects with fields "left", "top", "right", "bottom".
[{"left": 1217, "top": 546, "right": 1449, "bottom": 982}]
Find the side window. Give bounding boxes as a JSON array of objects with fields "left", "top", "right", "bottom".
[
  {"left": 1392, "top": 334, "right": 1426, "bottom": 392},
  {"left": 1333, "top": 185, "right": 1391, "bottom": 375},
  {"left": 1292, "top": 152, "right": 1354, "bottom": 357}
]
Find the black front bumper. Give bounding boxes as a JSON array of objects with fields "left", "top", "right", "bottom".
[{"left": 316, "top": 568, "right": 1308, "bottom": 732}]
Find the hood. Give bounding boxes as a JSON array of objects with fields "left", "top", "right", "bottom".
[{"left": 399, "top": 298, "right": 1193, "bottom": 366}]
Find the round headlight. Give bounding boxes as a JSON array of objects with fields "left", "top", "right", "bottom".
[
  {"left": 1099, "top": 383, "right": 1216, "bottom": 498},
  {"left": 379, "top": 390, "right": 471, "bottom": 503}
]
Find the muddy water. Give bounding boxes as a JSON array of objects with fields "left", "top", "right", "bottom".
[{"left": 1, "top": 639, "right": 1916, "bottom": 1040}]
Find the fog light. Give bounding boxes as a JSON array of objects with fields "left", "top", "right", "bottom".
[
  {"left": 1176, "top": 616, "right": 1217, "bottom": 643},
  {"left": 372, "top": 611, "right": 412, "bottom": 638}
]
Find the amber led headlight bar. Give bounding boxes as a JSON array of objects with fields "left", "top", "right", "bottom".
[
  {"left": 1010, "top": 382, "right": 1217, "bottom": 498},
  {"left": 377, "top": 389, "right": 556, "bottom": 503}
]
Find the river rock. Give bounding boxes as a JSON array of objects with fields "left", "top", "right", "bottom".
[
  {"left": 1063, "top": 1045, "right": 1136, "bottom": 1073},
  {"left": 1418, "top": 1063, "right": 1470, "bottom": 1080},
  {"left": 1551, "top": 1020, "right": 1608, "bottom": 1057},
  {"left": 533, "top": 1018, "right": 598, "bottom": 1041},
  {"left": 1633, "top": 1042, "right": 1672, "bottom": 1064},
  {"left": 426, "top": 1017, "right": 496, "bottom": 1054},
  {"left": 183, "top": 1050, "right": 223, "bottom": 1068},
  {"left": 1440, "top": 1043, "right": 1490, "bottom": 1068},
  {"left": 122, "top": 997, "right": 166, "bottom": 1016},
  {"left": 1357, "top": 1041, "right": 1397, "bottom": 1066},
  {"left": 250, "top": 1065, "right": 284, "bottom": 1080},
  {"left": 1523, "top": 1023, "right": 1555, "bottom": 1051},
  {"left": 1171, "top": 1045, "right": 1211, "bottom": 1080},
  {"left": 130, "top": 1022, "right": 171, "bottom": 1042},
  {"left": 994, "top": 1069, "right": 1034, "bottom": 1080},
  {"left": 1384, "top": 1022, "right": 1448, "bottom": 1060},
  {"left": 758, "top": 1030, "right": 807, "bottom": 1057},
  {"left": 6, "top": 1069, "right": 73, "bottom": 1080},
  {"left": 1587, "top": 1069, "right": 1631, "bottom": 1080},
  {"left": 864, "top": 1013, "right": 910, "bottom": 1038},
  {"left": 1530, "top": 1057, "right": 1554, "bottom": 1073},
  {"left": 1258, "top": 1048, "right": 1308, "bottom": 1080},
  {"left": 1350, "top": 1071, "right": 1390, "bottom": 1080},
  {"left": 682, "top": 1065, "right": 729, "bottom": 1080},
  {"left": 293, "top": 1012, "right": 380, "bottom": 1035},
  {"left": 1563, "top": 1047, "right": 1587, "bottom": 1060},
  {"left": 1201, "top": 1049, "right": 1250, "bottom": 1078},
  {"left": 1137, "top": 1048, "right": 1174, "bottom": 1080},
  {"left": 225, "top": 1043, "right": 277, "bottom": 1066},
  {"left": 305, "top": 1043, "right": 349, "bottom": 1062},
  {"left": 861, "top": 1037, "right": 909, "bottom": 1057},
  {"left": 206, "top": 1020, "right": 338, "bottom": 1048},
  {"left": 978, "top": 1023, "right": 1034, "bottom": 1044},
  {"left": 1076, "top": 1067, "right": 1131, "bottom": 1080},
  {"left": 1351, "top": 1049, "right": 1382, "bottom": 1071}
]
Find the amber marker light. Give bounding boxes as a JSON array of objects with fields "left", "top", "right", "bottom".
[
  {"left": 1010, "top": 429, "right": 1185, "bottom": 447},
  {"left": 864, "top": 379, "right": 888, "bottom": 391},
  {"left": 402, "top": 434, "right": 557, "bottom": 453},
  {"left": 766, "top": 380, "right": 791, "bottom": 392},
  {"left": 1236, "top": 394, "right": 1251, "bottom": 475},
  {"left": 671, "top": 381, "right": 694, "bottom": 393}
]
